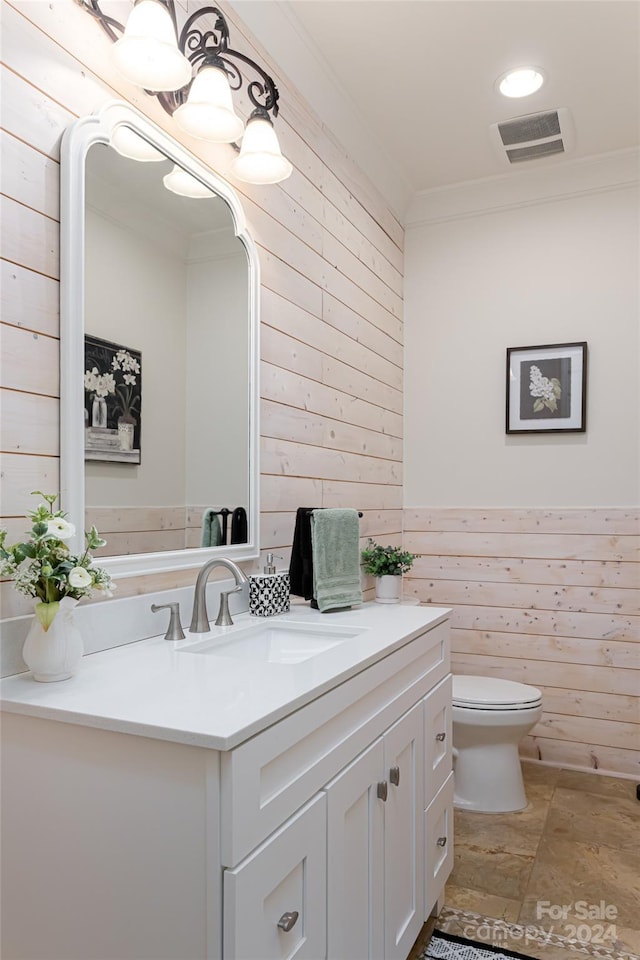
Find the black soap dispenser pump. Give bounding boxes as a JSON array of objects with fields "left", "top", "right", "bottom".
[{"left": 249, "top": 553, "right": 290, "bottom": 617}]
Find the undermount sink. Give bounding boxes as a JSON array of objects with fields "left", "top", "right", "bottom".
[{"left": 178, "top": 621, "right": 366, "bottom": 665}]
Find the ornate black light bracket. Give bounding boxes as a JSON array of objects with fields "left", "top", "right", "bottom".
[{"left": 76, "top": 0, "right": 281, "bottom": 123}]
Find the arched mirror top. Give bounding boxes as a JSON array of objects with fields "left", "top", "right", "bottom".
[{"left": 60, "top": 101, "right": 260, "bottom": 578}]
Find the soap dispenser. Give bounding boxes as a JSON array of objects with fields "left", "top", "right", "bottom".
[{"left": 249, "top": 553, "right": 290, "bottom": 617}]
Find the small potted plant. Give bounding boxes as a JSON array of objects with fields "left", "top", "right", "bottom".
[
  {"left": 361, "top": 539, "right": 416, "bottom": 604},
  {"left": 0, "top": 492, "right": 113, "bottom": 681}
]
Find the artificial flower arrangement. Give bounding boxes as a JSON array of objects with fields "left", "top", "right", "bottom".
[
  {"left": 361, "top": 539, "right": 416, "bottom": 577},
  {"left": 0, "top": 492, "right": 113, "bottom": 630}
]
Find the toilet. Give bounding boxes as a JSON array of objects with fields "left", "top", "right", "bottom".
[{"left": 452, "top": 675, "right": 543, "bottom": 813}]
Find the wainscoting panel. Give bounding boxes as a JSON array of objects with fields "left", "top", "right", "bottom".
[{"left": 404, "top": 508, "right": 639, "bottom": 777}]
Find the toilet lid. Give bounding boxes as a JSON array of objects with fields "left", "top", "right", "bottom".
[{"left": 453, "top": 675, "right": 542, "bottom": 710}]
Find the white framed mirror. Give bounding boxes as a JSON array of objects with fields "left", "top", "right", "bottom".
[{"left": 60, "top": 101, "right": 259, "bottom": 577}]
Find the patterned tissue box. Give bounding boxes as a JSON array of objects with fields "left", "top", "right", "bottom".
[{"left": 249, "top": 572, "right": 291, "bottom": 617}]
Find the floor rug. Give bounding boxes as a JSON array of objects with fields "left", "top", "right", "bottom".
[
  {"left": 432, "top": 907, "right": 639, "bottom": 960},
  {"left": 422, "top": 930, "right": 535, "bottom": 960}
]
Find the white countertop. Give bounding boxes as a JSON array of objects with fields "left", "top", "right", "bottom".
[{"left": 0, "top": 602, "right": 449, "bottom": 750}]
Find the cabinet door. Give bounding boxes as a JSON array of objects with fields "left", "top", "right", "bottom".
[
  {"left": 223, "top": 793, "right": 326, "bottom": 959},
  {"left": 325, "top": 738, "right": 385, "bottom": 960},
  {"left": 383, "top": 701, "right": 425, "bottom": 960},
  {"left": 424, "top": 773, "right": 454, "bottom": 917},
  {"left": 424, "top": 675, "right": 452, "bottom": 805}
]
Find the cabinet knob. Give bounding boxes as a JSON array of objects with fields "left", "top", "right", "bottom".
[
  {"left": 377, "top": 780, "right": 388, "bottom": 802},
  {"left": 437, "top": 836, "right": 447, "bottom": 847},
  {"left": 277, "top": 911, "right": 299, "bottom": 932},
  {"left": 389, "top": 765, "right": 400, "bottom": 786},
  {"left": 435, "top": 732, "right": 446, "bottom": 742}
]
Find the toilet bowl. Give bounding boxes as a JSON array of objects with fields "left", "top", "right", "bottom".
[{"left": 452, "top": 675, "right": 543, "bottom": 813}]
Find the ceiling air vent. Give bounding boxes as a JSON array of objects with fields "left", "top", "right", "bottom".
[{"left": 490, "top": 108, "right": 574, "bottom": 166}]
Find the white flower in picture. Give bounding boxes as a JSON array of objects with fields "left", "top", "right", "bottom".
[
  {"left": 529, "top": 364, "right": 561, "bottom": 413},
  {"left": 112, "top": 350, "right": 140, "bottom": 376},
  {"left": 84, "top": 367, "right": 116, "bottom": 399}
]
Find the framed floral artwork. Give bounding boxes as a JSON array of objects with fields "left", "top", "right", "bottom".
[
  {"left": 506, "top": 341, "right": 587, "bottom": 434},
  {"left": 84, "top": 335, "right": 142, "bottom": 462}
]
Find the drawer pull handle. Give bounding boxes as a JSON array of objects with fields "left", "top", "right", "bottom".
[
  {"left": 435, "top": 732, "right": 446, "bottom": 742},
  {"left": 437, "top": 836, "right": 447, "bottom": 847},
  {"left": 277, "top": 911, "right": 299, "bottom": 932},
  {"left": 377, "top": 780, "right": 388, "bottom": 802},
  {"left": 389, "top": 765, "right": 400, "bottom": 786}
]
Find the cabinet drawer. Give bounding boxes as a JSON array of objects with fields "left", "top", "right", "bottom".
[
  {"left": 424, "top": 674, "right": 452, "bottom": 805},
  {"left": 424, "top": 772, "right": 454, "bottom": 918},
  {"left": 223, "top": 793, "right": 326, "bottom": 959}
]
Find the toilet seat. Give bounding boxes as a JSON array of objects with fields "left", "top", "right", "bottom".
[{"left": 453, "top": 675, "right": 542, "bottom": 711}]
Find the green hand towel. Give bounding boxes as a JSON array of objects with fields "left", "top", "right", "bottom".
[
  {"left": 311, "top": 508, "right": 362, "bottom": 613},
  {"left": 201, "top": 509, "right": 222, "bottom": 548}
]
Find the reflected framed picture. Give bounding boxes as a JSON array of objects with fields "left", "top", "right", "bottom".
[
  {"left": 506, "top": 341, "right": 587, "bottom": 434},
  {"left": 84, "top": 335, "right": 142, "bottom": 463}
]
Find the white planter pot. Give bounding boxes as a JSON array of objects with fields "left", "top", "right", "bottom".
[
  {"left": 22, "top": 597, "right": 83, "bottom": 682},
  {"left": 375, "top": 575, "right": 402, "bottom": 604}
]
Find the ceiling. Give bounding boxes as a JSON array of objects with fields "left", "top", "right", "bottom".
[{"left": 231, "top": 0, "right": 640, "bottom": 217}]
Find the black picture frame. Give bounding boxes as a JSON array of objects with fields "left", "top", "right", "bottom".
[
  {"left": 506, "top": 341, "right": 587, "bottom": 434},
  {"left": 84, "top": 334, "right": 142, "bottom": 463}
]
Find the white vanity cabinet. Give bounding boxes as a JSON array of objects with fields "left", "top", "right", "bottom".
[
  {"left": 325, "top": 700, "right": 424, "bottom": 960},
  {"left": 221, "top": 615, "right": 451, "bottom": 960},
  {"left": 1, "top": 610, "right": 452, "bottom": 960}
]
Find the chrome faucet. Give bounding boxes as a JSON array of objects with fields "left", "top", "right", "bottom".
[{"left": 189, "top": 558, "right": 249, "bottom": 632}]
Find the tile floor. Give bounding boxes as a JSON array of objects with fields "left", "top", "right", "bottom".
[{"left": 411, "top": 762, "right": 640, "bottom": 960}]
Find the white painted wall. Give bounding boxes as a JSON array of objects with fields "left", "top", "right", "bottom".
[
  {"left": 84, "top": 205, "right": 187, "bottom": 507},
  {"left": 185, "top": 241, "right": 248, "bottom": 509},
  {"left": 404, "top": 169, "right": 639, "bottom": 507}
]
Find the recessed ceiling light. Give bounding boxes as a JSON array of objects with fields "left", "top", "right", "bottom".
[{"left": 498, "top": 68, "right": 545, "bottom": 98}]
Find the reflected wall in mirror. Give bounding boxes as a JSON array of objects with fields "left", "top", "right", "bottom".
[
  {"left": 84, "top": 142, "right": 248, "bottom": 555},
  {"left": 61, "top": 102, "right": 259, "bottom": 578}
]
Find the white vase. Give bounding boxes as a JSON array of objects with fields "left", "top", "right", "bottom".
[
  {"left": 375, "top": 574, "right": 402, "bottom": 604},
  {"left": 117, "top": 419, "right": 134, "bottom": 451},
  {"left": 92, "top": 396, "right": 107, "bottom": 428},
  {"left": 22, "top": 597, "right": 83, "bottom": 682}
]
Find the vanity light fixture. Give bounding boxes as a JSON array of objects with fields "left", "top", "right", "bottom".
[
  {"left": 498, "top": 67, "right": 545, "bottom": 98},
  {"left": 77, "top": 0, "right": 292, "bottom": 183},
  {"left": 232, "top": 110, "right": 293, "bottom": 184}
]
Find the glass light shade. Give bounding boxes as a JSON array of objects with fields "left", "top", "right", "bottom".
[
  {"left": 163, "top": 164, "right": 214, "bottom": 198},
  {"left": 111, "top": 125, "right": 166, "bottom": 161},
  {"left": 498, "top": 68, "right": 544, "bottom": 98},
  {"left": 173, "top": 65, "right": 245, "bottom": 142},
  {"left": 112, "top": 0, "right": 192, "bottom": 92},
  {"left": 231, "top": 116, "right": 293, "bottom": 184}
]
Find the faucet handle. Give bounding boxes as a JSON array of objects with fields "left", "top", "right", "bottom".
[
  {"left": 215, "top": 585, "right": 243, "bottom": 627},
  {"left": 151, "top": 602, "right": 186, "bottom": 641}
]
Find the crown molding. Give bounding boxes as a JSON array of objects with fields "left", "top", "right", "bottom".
[{"left": 405, "top": 147, "right": 640, "bottom": 228}]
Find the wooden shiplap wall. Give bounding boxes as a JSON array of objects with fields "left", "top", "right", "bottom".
[
  {"left": 0, "top": 0, "right": 403, "bottom": 617},
  {"left": 404, "top": 508, "right": 640, "bottom": 777}
]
